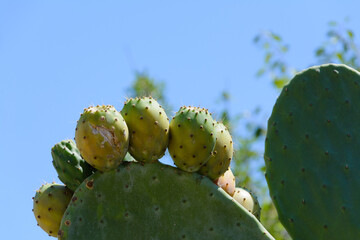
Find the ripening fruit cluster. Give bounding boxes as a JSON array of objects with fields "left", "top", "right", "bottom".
[{"left": 32, "top": 96, "right": 261, "bottom": 238}]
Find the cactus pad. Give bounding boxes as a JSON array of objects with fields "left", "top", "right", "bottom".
[
  {"left": 52, "top": 139, "right": 95, "bottom": 191},
  {"left": 264, "top": 64, "right": 360, "bottom": 239},
  {"left": 121, "top": 97, "right": 169, "bottom": 162},
  {"left": 169, "top": 106, "right": 216, "bottom": 172},
  {"left": 75, "top": 105, "right": 129, "bottom": 171},
  {"left": 58, "top": 162, "right": 274, "bottom": 240}
]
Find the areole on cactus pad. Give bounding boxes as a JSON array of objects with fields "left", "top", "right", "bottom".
[{"left": 264, "top": 64, "right": 360, "bottom": 239}]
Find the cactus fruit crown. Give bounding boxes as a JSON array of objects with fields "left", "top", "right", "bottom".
[
  {"left": 75, "top": 105, "right": 129, "bottom": 171},
  {"left": 121, "top": 96, "right": 169, "bottom": 163},
  {"left": 168, "top": 106, "right": 216, "bottom": 172},
  {"left": 265, "top": 64, "right": 360, "bottom": 239}
]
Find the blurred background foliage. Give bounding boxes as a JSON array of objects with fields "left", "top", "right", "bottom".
[{"left": 127, "top": 20, "right": 359, "bottom": 240}]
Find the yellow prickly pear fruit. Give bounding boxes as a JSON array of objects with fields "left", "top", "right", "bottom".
[
  {"left": 32, "top": 183, "right": 72, "bottom": 237},
  {"left": 75, "top": 105, "right": 129, "bottom": 171}
]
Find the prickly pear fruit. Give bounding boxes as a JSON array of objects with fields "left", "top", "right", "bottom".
[
  {"left": 58, "top": 162, "right": 274, "bottom": 240},
  {"left": 265, "top": 64, "right": 360, "bottom": 239},
  {"left": 33, "top": 183, "right": 73, "bottom": 237},
  {"left": 52, "top": 139, "right": 95, "bottom": 191},
  {"left": 121, "top": 97, "right": 169, "bottom": 162},
  {"left": 75, "top": 105, "right": 129, "bottom": 171},
  {"left": 168, "top": 106, "right": 216, "bottom": 172},
  {"left": 233, "top": 187, "right": 261, "bottom": 220},
  {"left": 198, "top": 122, "right": 233, "bottom": 179},
  {"left": 213, "top": 167, "right": 235, "bottom": 196}
]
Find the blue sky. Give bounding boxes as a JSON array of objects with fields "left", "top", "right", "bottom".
[{"left": 1, "top": 1, "right": 359, "bottom": 239}]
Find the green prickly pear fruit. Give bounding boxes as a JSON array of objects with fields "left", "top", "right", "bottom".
[
  {"left": 32, "top": 183, "right": 73, "bottom": 237},
  {"left": 213, "top": 167, "right": 235, "bottom": 196},
  {"left": 58, "top": 162, "right": 274, "bottom": 240},
  {"left": 198, "top": 122, "right": 233, "bottom": 179},
  {"left": 52, "top": 139, "right": 95, "bottom": 191},
  {"left": 75, "top": 105, "right": 129, "bottom": 171},
  {"left": 168, "top": 106, "right": 216, "bottom": 172},
  {"left": 233, "top": 187, "right": 261, "bottom": 220},
  {"left": 121, "top": 97, "right": 169, "bottom": 162}
]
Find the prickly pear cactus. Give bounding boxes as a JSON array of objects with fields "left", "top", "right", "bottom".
[
  {"left": 52, "top": 140, "right": 95, "bottom": 191},
  {"left": 75, "top": 105, "right": 129, "bottom": 171},
  {"left": 264, "top": 64, "right": 360, "bottom": 239},
  {"left": 32, "top": 183, "right": 73, "bottom": 237},
  {"left": 58, "top": 162, "right": 274, "bottom": 240},
  {"left": 168, "top": 106, "right": 216, "bottom": 172},
  {"left": 198, "top": 121, "right": 233, "bottom": 180},
  {"left": 121, "top": 97, "right": 169, "bottom": 162},
  {"left": 233, "top": 187, "right": 261, "bottom": 220},
  {"left": 213, "top": 167, "right": 236, "bottom": 196}
]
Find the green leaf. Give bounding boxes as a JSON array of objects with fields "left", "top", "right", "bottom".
[
  {"left": 256, "top": 68, "right": 266, "bottom": 77},
  {"left": 271, "top": 33, "right": 281, "bottom": 42},
  {"left": 336, "top": 53, "right": 344, "bottom": 62},
  {"left": 348, "top": 30, "right": 354, "bottom": 39},
  {"left": 316, "top": 47, "right": 325, "bottom": 56},
  {"left": 273, "top": 78, "right": 289, "bottom": 89},
  {"left": 265, "top": 53, "right": 272, "bottom": 63},
  {"left": 281, "top": 46, "right": 288, "bottom": 53}
]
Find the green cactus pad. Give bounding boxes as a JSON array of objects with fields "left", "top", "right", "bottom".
[
  {"left": 58, "top": 162, "right": 274, "bottom": 240},
  {"left": 75, "top": 105, "right": 129, "bottom": 171},
  {"left": 52, "top": 139, "right": 95, "bottom": 191},
  {"left": 198, "top": 122, "right": 233, "bottom": 179},
  {"left": 169, "top": 106, "right": 216, "bottom": 172},
  {"left": 265, "top": 64, "right": 360, "bottom": 239},
  {"left": 121, "top": 97, "right": 169, "bottom": 162},
  {"left": 33, "top": 183, "right": 73, "bottom": 237}
]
